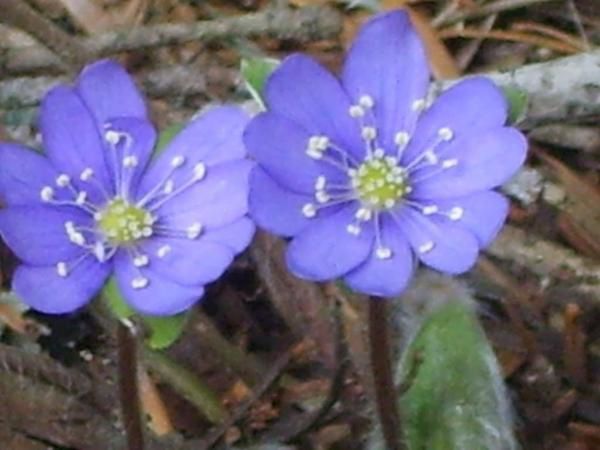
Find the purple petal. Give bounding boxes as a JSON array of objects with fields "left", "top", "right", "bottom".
[
  {"left": 286, "top": 204, "right": 374, "bottom": 281},
  {"left": 201, "top": 217, "right": 255, "bottom": 254},
  {"left": 156, "top": 159, "right": 251, "bottom": 230},
  {"left": 103, "top": 117, "right": 156, "bottom": 198},
  {"left": 244, "top": 112, "right": 346, "bottom": 194},
  {"left": 13, "top": 257, "right": 110, "bottom": 314},
  {"left": 0, "top": 144, "right": 60, "bottom": 205},
  {"left": 265, "top": 54, "right": 363, "bottom": 159},
  {"left": 411, "top": 127, "right": 527, "bottom": 199},
  {"left": 138, "top": 106, "right": 249, "bottom": 199},
  {"left": 114, "top": 251, "right": 204, "bottom": 316},
  {"left": 402, "top": 77, "right": 508, "bottom": 165},
  {"left": 39, "top": 86, "right": 112, "bottom": 197},
  {"left": 426, "top": 190, "right": 509, "bottom": 248},
  {"left": 141, "top": 237, "right": 234, "bottom": 286},
  {"left": 342, "top": 10, "right": 430, "bottom": 151},
  {"left": 399, "top": 207, "right": 479, "bottom": 274},
  {"left": 0, "top": 206, "right": 91, "bottom": 265},
  {"left": 76, "top": 59, "right": 147, "bottom": 126},
  {"left": 344, "top": 216, "right": 414, "bottom": 297},
  {"left": 249, "top": 167, "right": 314, "bottom": 237}
]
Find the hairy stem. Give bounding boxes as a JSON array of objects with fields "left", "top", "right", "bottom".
[
  {"left": 368, "top": 299, "right": 404, "bottom": 450},
  {"left": 117, "top": 322, "right": 145, "bottom": 450}
]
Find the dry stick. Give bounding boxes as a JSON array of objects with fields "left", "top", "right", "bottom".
[
  {"left": 368, "top": 299, "right": 404, "bottom": 450},
  {"left": 117, "top": 322, "right": 145, "bottom": 450},
  {"left": 1, "top": 6, "right": 341, "bottom": 75},
  {"left": 0, "top": 0, "right": 88, "bottom": 69}
]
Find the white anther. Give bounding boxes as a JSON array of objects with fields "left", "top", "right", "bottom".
[
  {"left": 171, "top": 155, "right": 186, "bottom": 168},
  {"left": 142, "top": 227, "right": 153, "bottom": 237},
  {"left": 75, "top": 191, "right": 88, "bottom": 205},
  {"left": 163, "top": 179, "right": 175, "bottom": 194},
  {"left": 359, "top": 95, "right": 374, "bottom": 109},
  {"left": 438, "top": 127, "right": 454, "bottom": 141},
  {"left": 131, "top": 277, "right": 149, "bottom": 289},
  {"left": 449, "top": 207, "right": 464, "bottom": 220},
  {"left": 361, "top": 126, "right": 377, "bottom": 141},
  {"left": 316, "top": 136, "right": 330, "bottom": 150},
  {"left": 424, "top": 150, "right": 438, "bottom": 165},
  {"left": 385, "top": 156, "right": 398, "bottom": 166},
  {"left": 157, "top": 245, "right": 171, "bottom": 258},
  {"left": 349, "top": 105, "right": 365, "bottom": 118},
  {"left": 193, "top": 162, "right": 206, "bottom": 180},
  {"left": 346, "top": 223, "right": 362, "bottom": 235},
  {"left": 315, "top": 190, "right": 330, "bottom": 204},
  {"left": 314, "top": 176, "right": 327, "bottom": 191},
  {"left": 40, "top": 186, "right": 54, "bottom": 202},
  {"left": 306, "top": 149, "right": 323, "bottom": 160},
  {"left": 384, "top": 199, "right": 396, "bottom": 209},
  {"left": 422, "top": 205, "right": 439, "bottom": 215},
  {"left": 186, "top": 222, "right": 203, "bottom": 239},
  {"left": 347, "top": 168, "right": 357, "bottom": 177},
  {"left": 133, "top": 254, "right": 149, "bottom": 267},
  {"left": 376, "top": 247, "right": 393, "bottom": 260},
  {"left": 411, "top": 98, "right": 426, "bottom": 112},
  {"left": 302, "top": 203, "right": 317, "bottom": 218},
  {"left": 442, "top": 158, "right": 458, "bottom": 168},
  {"left": 56, "top": 174, "right": 70, "bottom": 187},
  {"left": 123, "top": 155, "right": 139, "bottom": 168},
  {"left": 69, "top": 231, "right": 86, "bottom": 246},
  {"left": 132, "top": 230, "right": 142, "bottom": 239},
  {"left": 418, "top": 241, "right": 435, "bottom": 254},
  {"left": 56, "top": 262, "right": 68, "bottom": 277},
  {"left": 105, "top": 130, "right": 121, "bottom": 145},
  {"left": 93, "top": 242, "right": 106, "bottom": 262},
  {"left": 373, "top": 148, "right": 385, "bottom": 159},
  {"left": 355, "top": 208, "right": 372, "bottom": 222},
  {"left": 80, "top": 168, "right": 94, "bottom": 181},
  {"left": 394, "top": 131, "right": 410, "bottom": 147}
]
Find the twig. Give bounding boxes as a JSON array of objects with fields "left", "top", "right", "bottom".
[
  {"left": 456, "top": 15, "right": 498, "bottom": 71},
  {"left": 117, "top": 322, "right": 146, "bottom": 450},
  {"left": 0, "top": 0, "right": 87, "bottom": 69},
  {"left": 563, "top": 303, "right": 587, "bottom": 386},
  {"left": 0, "top": 6, "right": 341, "bottom": 75},
  {"left": 368, "top": 299, "right": 404, "bottom": 450}
]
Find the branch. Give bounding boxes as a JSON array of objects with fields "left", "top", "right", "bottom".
[{"left": 0, "top": 6, "right": 341, "bottom": 76}]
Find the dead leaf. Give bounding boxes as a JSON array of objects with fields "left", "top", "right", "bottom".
[{"left": 57, "top": 0, "right": 148, "bottom": 34}]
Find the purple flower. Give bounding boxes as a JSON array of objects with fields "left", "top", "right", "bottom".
[
  {"left": 0, "top": 60, "right": 254, "bottom": 315},
  {"left": 246, "top": 10, "right": 527, "bottom": 297}
]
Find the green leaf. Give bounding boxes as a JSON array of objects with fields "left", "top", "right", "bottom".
[
  {"left": 240, "top": 57, "right": 280, "bottom": 108},
  {"left": 154, "top": 122, "right": 184, "bottom": 156},
  {"left": 103, "top": 278, "right": 188, "bottom": 349},
  {"left": 399, "top": 297, "right": 517, "bottom": 450},
  {"left": 502, "top": 86, "right": 528, "bottom": 124}
]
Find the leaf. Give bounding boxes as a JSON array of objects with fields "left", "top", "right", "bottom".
[
  {"left": 154, "top": 122, "right": 184, "bottom": 156},
  {"left": 399, "top": 296, "right": 517, "bottom": 450},
  {"left": 103, "top": 278, "right": 188, "bottom": 349},
  {"left": 240, "top": 57, "right": 280, "bottom": 108},
  {"left": 502, "top": 86, "right": 529, "bottom": 124}
]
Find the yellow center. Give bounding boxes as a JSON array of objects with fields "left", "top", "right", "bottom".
[
  {"left": 97, "top": 199, "right": 154, "bottom": 244},
  {"left": 351, "top": 156, "right": 409, "bottom": 209}
]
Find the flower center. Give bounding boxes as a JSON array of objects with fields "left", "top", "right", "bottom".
[
  {"left": 350, "top": 154, "right": 410, "bottom": 210},
  {"left": 97, "top": 198, "right": 154, "bottom": 244}
]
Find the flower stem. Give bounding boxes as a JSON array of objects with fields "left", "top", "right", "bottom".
[
  {"left": 368, "top": 298, "right": 404, "bottom": 450},
  {"left": 117, "top": 321, "right": 145, "bottom": 450}
]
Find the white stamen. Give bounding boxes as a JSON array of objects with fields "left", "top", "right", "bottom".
[
  {"left": 438, "top": 127, "right": 454, "bottom": 141},
  {"left": 314, "top": 176, "right": 327, "bottom": 191},
  {"left": 56, "top": 262, "right": 68, "bottom": 277},
  {"left": 384, "top": 199, "right": 396, "bottom": 209},
  {"left": 317, "top": 136, "right": 330, "bottom": 150},
  {"left": 376, "top": 247, "right": 392, "bottom": 260},
  {"left": 449, "top": 207, "right": 464, "bottom": 220},
  {"left": 123, "top": 155, "right": 139, "bottom": 168},
  {"left": 411, "top": 98, "right": 426, "bottom": 112},
  {"left": 307, "top": 149, "right": 323, "bottom": 160},
  {"left": 171, "top": 155, "right": 186, "bottom": 168},
  {"left": 356, "top": 207, "right": 372, "bottom": 222},
  {"left": 40, "top": 186, "right": 54, "bottom": 202},
  {"left": 69, "top": 231, "right": 86, "bottom": 246},
  {"left": 131, "top": 276, "right": 149, "bottom": 289},
  {"left": 358, "top": 95, "right": 374, "bottom": 109},
  {"left": 163, "top": 179, "right": 175, "bottom": 194},
  {"left": 157, "top": 245, "right": 171, "bottom": 258},
  {"left": 75, "top": 191, "right": 88, "bottom": 205},
  {"left": 56, "top": 174, "right": 70, "bottom": 187},
  {"left": 186, "top": 222, "right": 203, "bottom": 239},
  {"left": 361, "top": 126, "right": 377, "bottom": 141},
  {"left": 394, "top": 131, "right": 410, "bottom": 147},
  {"left": 133, "top": 254, "right": 149, "bottom": 267},
  {"left": 142, "top": 227, "right": 153, "bottom": 237},
  {"left": 193, "top": 163, "right": 206, "bottom": 180},
  {"left": 302, "top": 203, "right": 317, "bottom": 218},
  {"left": 373, "top": 148, "right": 385, "bottom": 159},
  {"left": 349, "top": 105, "right": 365, "bottom": 118},
  {"left": 80, "top": 168, "right": 94, "bottom": 181},
  {"left": 418, "top": 241, "right": 435, "bottom": 254},
  {"left": 424, "top": 150, "right": 438, "bottom": 165},
  {"left": 422, "top": 205, "right": 439, "bottom": 215},
  {"left": 105, "top": 130, "right": 120, "bottom": 145},
  {"left": 346, "top": 223, "right": 361, "bottom": 235},
  {"left": 93, "top": 242, "right": 106, "bottom": 262},
  {"left": 442, "top": 158, "right": 458, "bottom": 168},
  {"left": 315, "top": 190, "right": 330, "bottom": 204}
]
